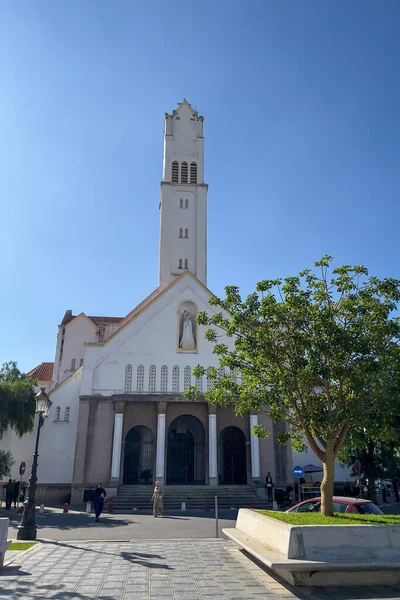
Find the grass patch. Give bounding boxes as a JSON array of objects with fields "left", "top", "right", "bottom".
[
  {"left": 8, "top": 542, "right": 37, "bottom": 551},
  {"left": 258, "top": 511, "right": 400, "bottom": 526}
]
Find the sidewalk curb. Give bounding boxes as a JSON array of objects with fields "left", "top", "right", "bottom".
[{"left": 3, "top": 540, "right": 42, "bottom": 567}]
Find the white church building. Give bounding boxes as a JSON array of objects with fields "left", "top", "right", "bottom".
[{"left": 1, "top": 100, "right": 312, "bottom": 505}]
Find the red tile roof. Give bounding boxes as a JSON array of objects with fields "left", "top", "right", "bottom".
[
  {"left": 87, "top": 316, "right": 123, "bottom": 326},
  {"left": 28, "top": 362, "right": 54, "bottom": 382}
]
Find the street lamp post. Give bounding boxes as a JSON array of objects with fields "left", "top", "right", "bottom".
[{"left": 17, "top": 388, "right": 52, "bottom": 541}]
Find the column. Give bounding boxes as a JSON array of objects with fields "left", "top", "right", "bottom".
[
  {"left": 110, "top": 401, "right": 125, "bottom": 483},
  {"left": 208, "top": 405, "right": 217, "bottom": 486},
  {"left": 250, "top": 414, "right": 261, "bottom": 480},
  {"left": 156, "top": 402, "right": 167, "bottom": 485}
]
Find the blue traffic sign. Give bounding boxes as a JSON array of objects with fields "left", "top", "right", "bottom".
[{"left": 293, "top": 466, "right": 304, "bottom": 479}]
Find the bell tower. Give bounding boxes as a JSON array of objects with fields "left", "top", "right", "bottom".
[{"left": 159, "top": 100, "right": 208, "bottom": 291}]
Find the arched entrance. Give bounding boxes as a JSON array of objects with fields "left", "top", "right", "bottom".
[
  {"left": 221, "top": 426, "right": 247, "bottom": 485},
  {"left": 167, "top": 415, "right": 205, "bottom": 485},
  {"left": 123, "top": 426, "right": 154, "bottom": 485}
]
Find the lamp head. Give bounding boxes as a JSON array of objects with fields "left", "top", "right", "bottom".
[{"left": 35, "top": 388, "right": 52, "bottom": 419}]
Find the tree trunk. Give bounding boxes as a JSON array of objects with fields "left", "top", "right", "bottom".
[{"left": 320, "top": 450, "right": 335, "bottom": 516}]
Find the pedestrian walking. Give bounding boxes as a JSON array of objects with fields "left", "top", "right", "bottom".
[
  {"left": 152, "top": 480, "right": 164, "bottom": 517},
  {"left": 91, "top": 483, "right": 106, "bottom": 522},
  {"left": 5, "top": 479, "right": 14, "bottom": 510},
  {"left": 13, "top": 480, "right": 20, "bottom": 508},
  {"left": 265, "top": 472, "right": 274, "bottom": 502}
]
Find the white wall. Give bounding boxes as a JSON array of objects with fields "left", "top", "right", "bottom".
[
  {"left": 56, "top": 316, "right": 98, "bottom": 385},
  {"left": 292, "top": 447, "right": 352, "bottom": 482},
  {"left": 35, "top": 369, "right": 83, "bottom": 483},
  {"left": 83, "top": 274, "right": 232, "bottom": 396},
  {"left": 159, "top": 101, "right": 207, "bottom": 290}
]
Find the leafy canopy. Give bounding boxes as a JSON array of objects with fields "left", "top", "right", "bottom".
[
  {"left": 0, "top": 450, "right": 14, "bottom": 479},
  {"left": 185, "top": 257, "right": 400, "bottom": 463},
  {"left": 0, "top": 361, "right": 36, "bottom": 437}
]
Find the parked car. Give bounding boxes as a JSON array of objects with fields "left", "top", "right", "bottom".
[{"left": 286, "top": 496, "right": 383, "bottom": 515}]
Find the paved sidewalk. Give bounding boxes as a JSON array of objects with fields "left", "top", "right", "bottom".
[{"left": 3, "top": 539, "right": 400, "bottom": 600}]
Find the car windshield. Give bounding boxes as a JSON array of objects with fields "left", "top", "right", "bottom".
[{"left": 356, "top": 503, "right": 383, "bottom": 515}]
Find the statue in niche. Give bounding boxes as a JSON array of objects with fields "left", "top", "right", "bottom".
[{"left": 180, "top": 310, "right": 196, "bottom": 349}]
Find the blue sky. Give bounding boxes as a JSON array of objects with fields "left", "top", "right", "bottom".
[{"left": 1, "top": 1, "right": 399, "bottom": 372}]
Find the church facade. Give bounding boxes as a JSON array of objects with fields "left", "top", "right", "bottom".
[{"left": 1, "top": 100, "right": 293, "bottom": 504}]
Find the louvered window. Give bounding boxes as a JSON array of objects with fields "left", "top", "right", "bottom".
[
  {"left": 190, "top": 162, "right": 197, "bottom": 183},
  {"left": 181, "top": 161, "right": 188, "bottom": 183},
  {"left": 64, "top": 407, "right": 70, "bottom": 421},
  {"left": 172, "top": 161, "right": 179, "bottom": 183}
]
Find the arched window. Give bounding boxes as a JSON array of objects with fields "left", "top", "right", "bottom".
[
  {"left": 79, "top": 358, "right": 84, "bottom": 368},
  {"left": 181, "top": 161, "right": 188, "bottom": 183},
  {"left": 185, "top": 198, "right": 189, "bottom": 208},
  {"left": 184, "top": 228, "right": 188, "bottom": 238},
  {"left": 179, "top": 228, "right": 183, "bottom": 238},
  {"left": 184, "top": 258, "right": 188, "bottom": 269},
  {"left": 218, "top": 367, "right": 225, "bottom": 378},
  {"left": 124, "top": 365, "right": 133, "bottom": 393},
  {"left": 137, "top": 365, "right": 144, "bottom": 392},
  {"left": 160, "top": 365, "right": 168, "bottom": 392},
  {"left": 172, "top": 161, "right": 179, "bottom": 183},
  {"left": 64, "top": 407, "right": 70, "bottom": 421},
  {"left": 196, "top": 375, "right": 203, "bottom": 392},
  {"left": 190, "top": 162, "right": 197, "bottom": 183},
  {"left": 55, "top": 407, "right": 61, "bottom": 421},
  {"left": 149, "top": 365, "right": 156, "bottom": 392},
  {"left": 180, "top": 198, "right": 183, "bottom": 208},
  {"left": 172, "top": 365, "right": 180, "bottom": 391},
  {"left": 207, "top": 368, "right": 214, "bottom": 391},
  {"left": 184, "top": 366, "right": 191, "bottom": 390},
  {"left": 179, "top": 259, "right": 182, "bottom": 269},
  {"left": 71, "top": 358, "right": 76, "bottom": 371}
]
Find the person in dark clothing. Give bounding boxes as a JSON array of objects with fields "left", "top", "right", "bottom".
[
  {"left": 91, "top": 483, "right": 106, "bottom": 522},
  {"left": 5, "top": 479, "right": 14, "bottom": 510},
  {"left": 265, "top": 472, "right": 274, "bottom": 502},
  {"left": 13, "top": 480, "right": 20, "bottom": 508}
]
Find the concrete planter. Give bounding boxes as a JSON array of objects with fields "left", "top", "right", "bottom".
[{"left": 223, "top": 508, "right": 400, "bottom": 586}]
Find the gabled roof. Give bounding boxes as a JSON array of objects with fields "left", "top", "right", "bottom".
[
  {"left": 85, "top": 271, "right": 213, "bottom": 347},
  {"left": 59, "top": 310, "right": 123, "bottom": 329},
  {"left": 28, "top": 362, "right": 54, "bottom": 382},
  {"left": 174, "top": 99, "right": 203, "bottom": 119}
]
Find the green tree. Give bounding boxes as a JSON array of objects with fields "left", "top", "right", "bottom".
[
  {"left": 0, "top": 450, "right": 14, "bottom": 479},
  {"left": 185, "top": 257, "right": 400, "bottom": 516},
  {"left": 0, "top": 361, "right": 36, "bottom": 437}
]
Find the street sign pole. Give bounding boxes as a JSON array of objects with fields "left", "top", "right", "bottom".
[{"left": 293, "top": 466, "right": 305, "bottom": 504}]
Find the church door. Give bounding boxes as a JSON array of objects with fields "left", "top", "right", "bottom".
[
  {"left": 123, "top": 428, "right": 141, "bottom": 484},
  {"left": 166, "top": 415, "right": 205, "bottom": 484},
  {"left": 221, "top": 427, "right": 247, "bottom": 485},
  {"left": 167, "top": 429, "right": 195, "bottom": 484}
]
